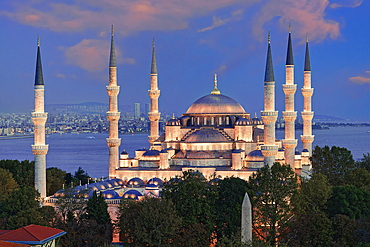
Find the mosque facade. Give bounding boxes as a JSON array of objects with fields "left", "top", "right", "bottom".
[{"left": 112, "top": 29, "right": 314, "bottom": 183}]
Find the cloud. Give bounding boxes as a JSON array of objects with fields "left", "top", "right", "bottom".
[
  {"left": 330, "top": 0, "right": 363, "bottom": 9},
  {"left": 0, "top": 0, "right": 247, "bottom": 34},
  {"left": 56, "top": 73, "right": 66, "bottom": 79},
  {"left": 63, "top": 39, "right": 134, "bottom": 72},
  {"left": 198, "top": 9, "right": 243, "bottom": 32},
  {"left": 349, "top": 75, "right": 370, "bottom": 85},
  {"left": 251, "top": 0, "right": 340, "bottom": 43}
]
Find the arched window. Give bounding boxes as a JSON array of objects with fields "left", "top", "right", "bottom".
[
  {"left": 197, "top": 117, "right": 200, "bottom": 125},
  {"left": 226, "top": 117, "right": 229, "bottom": 125},
  {"left": 211, "top": 117, "right": 214, "bottom": 125},
  {"left": 203, "top": 117, "right": 207, "bottom": 125},
  {"left": 191, "top": 117, "right": 194, "bottom": 125},
  {"left": 219, "top": 117, "right": 222, "bottom": 125}
]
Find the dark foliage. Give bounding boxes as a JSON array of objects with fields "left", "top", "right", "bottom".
[{"left": 0, "top": 159, "right": 34, "bottom": 187}]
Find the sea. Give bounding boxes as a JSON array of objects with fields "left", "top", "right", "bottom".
[{"left": 0, "top": 127, "right": 369, "bottom": 178}]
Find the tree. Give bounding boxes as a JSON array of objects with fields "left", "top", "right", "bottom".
[
  {"left": 0, "top": 168, "right": 19, "bottom": 202},
  {"left": 311, "top": 145, "right": 355, "bottom": 186},
  {"left": 161, "top": 170, "right": 217, "bottom": 243},
  {"left": 344, "top": 167, "right": 370, "bottom": 189},
  {"left": 118, "top": 196, "right": 182, "bottom": 246},
  {"left": 215, "top": 176, "right": 248, "bottom": 241},
  {"left": 357, "top": 153, "right": 370, "bottom": 172},
  {"left": 247, "top": 162, "right": 298, "bottom": 246},
  {"left": 6, "top": 209, "right": 48, "bottom": 230},
  {"left": 74, "top": 167, "right": 90, "bottom": 185},
  {"left": 0, "top": 159, "right": 34, "bottom": 187},
  {"left": 292, "top": 173, "right": 331, "bottom": 217},
  {"left": 331, "top": 214, "right": 356, "bottom": 247},
  {"left": 86, "top": 191, "right": 111, "bottom": 225},
  {"left": 328, "top": 185, "right": 370, "bottom": 220},
  {"left": 0, "top": 186, "right": 40, "bottom": 218},
  {"left": 46, "top": 167, "right": 67, "bottom": 196},
  {"left": 282, "top": 212, "right": 333, "bottom": 247}
]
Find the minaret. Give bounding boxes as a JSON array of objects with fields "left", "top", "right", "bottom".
[
  {"left": 32, "top": 36, "right": 48, "bottom": 199},
  {"left": 282, "top": 25, "right": 297, "bottom": 168},
  {"left": 301, "top": 34, "right": 314, "bottom": 155},
  {"left": 148, "top": 39, "right": 161, "bottom": 146},
  {"left": 106, "top": 26, "right": 121, "bottom": 178},
  {"left": 261, "top": 32, "right": 278, "bottom": 167}
]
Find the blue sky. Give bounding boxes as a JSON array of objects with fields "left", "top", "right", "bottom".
[{"left": 0, "top": 0, "right": 369, "bottom": 121}]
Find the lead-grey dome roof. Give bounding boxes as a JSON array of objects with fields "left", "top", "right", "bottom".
[{"left": 186, "top": 94, "right": 246, "bottom": 114}]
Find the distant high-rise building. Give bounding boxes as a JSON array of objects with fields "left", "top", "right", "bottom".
[
  {"left": 135, "top": 103, "right": 140, "bottom": 119},
  {"left": 145, "top": 103, "right": 151, "bottom": 119}
]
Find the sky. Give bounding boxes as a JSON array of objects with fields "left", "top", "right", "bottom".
[{"left": 0, "top": 0, "right": 369, "bottom": 121}]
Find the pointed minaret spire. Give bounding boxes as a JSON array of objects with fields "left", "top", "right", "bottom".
[
  {"left": 109, "top": 25, "right": 116, "bottom": 67},
  {"left": 286, "top": 24, "right": 294, "bottom": 65},
  {"left": 264, "top": 31, "right": 275, "bottom": 82},
  {"left": 151, "top": 38, "right": 158, "bottom": 74},
  {"left": 304, "top": 34, "right": 311, "bottom": 71},
  {"left": 35, "top": 36, "right": 44, "bottom": 86}
]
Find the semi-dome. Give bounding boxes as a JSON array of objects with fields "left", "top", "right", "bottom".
[
  {"left": 246, "top": 150, "right": 264, "bottom": 162},
  {"left": 186, "top": 94, "right": 246, "bottom": 115},
  {"left": 235, "top": 118, "right": 251, "bottom": 126},
  {"left": 184, "top": 128, "right": 231, "bottom": 143},
  {"left": 187, "top": 151, "right": 214, "bottom": 159}
]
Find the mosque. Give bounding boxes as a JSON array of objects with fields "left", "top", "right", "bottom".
[{"left": 35, "top": 27, "right": 314, "bottom": 201}]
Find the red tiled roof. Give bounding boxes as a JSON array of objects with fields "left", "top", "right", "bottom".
[
  {"left": 0, "top": 230, "right": 13, "bottom": 236},
  {"left": 0, "top": 225, "right": 66, "bottom": 245},
  {"left": 0, "top": 240, "right": 30, "bottom": 247}
]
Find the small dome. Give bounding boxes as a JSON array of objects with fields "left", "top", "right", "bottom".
[
  {"left": 54, "top": 189, "right": 65, "bottom": 198},
  {"left": 173, "top": 150, "right": 185, "bottom": 158},
  {"left": 123, "top": 190, "right": 142, "bottom": 200},
  {"left": 220, "top": 151, "right": 232, "bottom": 159},
  {"left": 251, "top": 116, "right": 263, "bottom": 125},
  {"left": 147, "top": 177, "right": 164, "bottom": 187},
  {"left": 127, "top": 178, "right": 145, "bottom": 187},
  {"left": 302, "top": 149, "right": 309, "bottom": 153},
  {"left": 278, "top": 147, "right": 285, "bottom": 151},
  {"left": 232, "top": 149, "right": 242, "bottom": 153},
  {"left": 235, "top": 118, "right": 251, "bottom": 126},
  {"left": 106, "top": 178, "right": 124, "bottom": 188},
  {"left": 96, "top": 181, "right": 111, "bottom": 190},
  {"left": 186, "top": 94, "right": 246, "bottom": 115},
  {"left": 143, "top": 150, "right": 160, "bottom": 157},
  {"left": 146, "top": 183, "right": 158, "bottom": 189},
  {"left": 121, "top": 150, "right": 128, "bottom": 155},
  {"left": 159, "top": 149, "right": 168, "bottom": 153},
  {"left": 295, "top": 150, "right": 301, "bottom": 155},
  {"left": 166, "top": 118, "right": 181, "bottom": 126},
  {"left": 246, "top": 150, "right": 264, "bottom": 162},
  {"left": 102, "top": 190, "right": 120, "bottom": 199},
  {"left": 187, "top": 151, "right": 214, "bottom": 159},
  {"left": 184, "top": 129, "right": 230, "bottom": 143}
]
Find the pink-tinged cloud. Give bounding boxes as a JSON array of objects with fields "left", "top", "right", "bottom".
[
  {"left": 0, "top": 0, "right": 248, "bottom": 34},
  {"left": 349, "top": 76, "right": 370, "bottom": 85},
  {"left": 252, "top": 0, "right": 340, "bottom": 43},
  {"left": 198, "top": 9, "right": 244, "bottom": 32},
  {"left": 330, "top": 0, "right": 363, "bottom": 9},
  {"left": 64, "top": 39, "right": 134, "bottom": 72}
]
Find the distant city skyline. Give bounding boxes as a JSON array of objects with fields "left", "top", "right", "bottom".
[{"left": 0, "top": 0, "right": 369, "bottom": 121}]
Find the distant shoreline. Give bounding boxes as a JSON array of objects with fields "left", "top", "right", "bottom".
[{"left": 0, "top": 135, "right": 33, "bottom": 140}]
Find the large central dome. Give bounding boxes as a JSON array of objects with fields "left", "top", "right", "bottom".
[{"left": 186, "top": 94, "right": 246, "bottom": 114}]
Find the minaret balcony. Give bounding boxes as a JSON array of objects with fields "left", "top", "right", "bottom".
[
  {"left": 283, "top": 84, "right": 297, "bottom": 94},
  {"left": 301, "top": 135, "right": 314, "bottom": 143},
  {"left": 148, "top": 90, "right": 160, "bottom": 99},
  {"left": 301, "top": 111, "right": 314, "bottom": 120},
  {"left": 106, "top": 138, "right": 121, "bottom": 147},
  {"left": 32, "top": 112, "right": 48, "bottom": 118},
  {"left": 261, "top": 111, "right": 278, "bottom": 123},
  {"left": 32, "top": 144, "right": 49, "bottom": 155},
  {"left": 282, "top": 139, "right": 297, "bottom": 149},
  {"left": 302, "top": 88, "right": 314, "bottom": 97},
  {"left": 107, "top": 112, "right": 121, "bottom": 121},
  {"left": 106, "top": 86, "right": 120, "bottom": 96},
  {"left": 261, "top": 145, "right": 278, "bottom": 157},
  {"left": 148, "top": 112, "right": 161, "bottom": 122},
  {"left": 282, "top": 111, "right": 297, "bottom": 122}
]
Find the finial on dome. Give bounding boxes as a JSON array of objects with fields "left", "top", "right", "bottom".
[
  {"left": 211, "top": 73, "right": 221, "bottom": 94},
  {"left": 289, "top": 24, "right": 291, "bottom": 33},
  {"left": 37, "top": 35, "right": 40, "bottom": 46},
  {"left": 255, "top": 112, "right": 257, "bottom": 118},
  {"left": 268, "top": 30, "right": 270, "bottom": 44},
  {"left": 172, "top": 113, "right": 175, "bottom": 119}
]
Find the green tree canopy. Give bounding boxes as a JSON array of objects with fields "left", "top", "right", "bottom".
[
  {"left": 292, "top": 173, "right": 331, "bottom": 217},
  {"left": 357, "top": 153, "right": 370, "bottom": 172},
  {"left": 311, "top": 145, "right": 355, "bottom": 186},
  {"left": 344, "top": 167, "right": 370, "bottom": 189},
  {"left": 74, "top": 167, "right": 90, "bottom": 185},
  {"left": 46, "top": 167, "right": 66, "bottom": 196},
  {"left": 0, "top": 159, "right": 34, "bottom": 187},
  {"left": 0, "top": 168, "right": 19, "bottom": 202},
  {"left": 161, "top": 170, "right": 217, "bottom": 242},
  {"left": 215, "top": 176, "right": 248, "bottom": 241},
  {"left": 118, "top": 196, "right": 182, "bottom": 247},
  {"left": 247, "top": 162, "right": 298, "bottom": 246},
  {"left": 86, "top": 191, "right": 111, "bottom": 225},
  {"left": 328, "top": 185, "right": 370, "bottom": 220}
]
